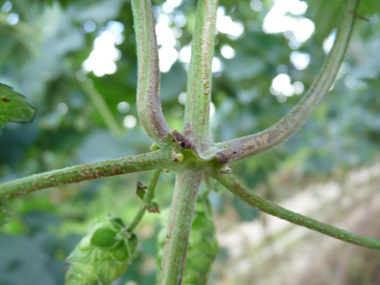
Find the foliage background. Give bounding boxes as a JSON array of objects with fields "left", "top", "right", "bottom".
[{"left": 0, "top": 0, "right": 379, "bottom": 284}]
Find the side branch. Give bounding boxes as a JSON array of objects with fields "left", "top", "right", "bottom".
[
  {"left": 216, "top": 0, "right": 359, "bottom": 163},
  {"left": 213, "top": 172, "right": 380, "bottom": 251},
  {"left": 0, "top": 150, "right": 167, "bottom": 201},
  {"left": 131, "top": 0, "right": 171, "bottom": 146},
  {"left": 182, "top": 0, "right": 218, "bottom": 150},
  {"left": 126, "top": 169, "right": 161, "bottom": 232}
]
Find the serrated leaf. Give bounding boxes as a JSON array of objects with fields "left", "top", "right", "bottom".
[
  {"left": 66, "top": 216, "right": 137, "bottom": 285},
  {"left": 0, "top": 84, "right": 37, "bottom": 127}
]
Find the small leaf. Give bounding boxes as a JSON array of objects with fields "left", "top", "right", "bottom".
[
  {"left": 91, "top": 227, "right": 119, "bottom": 249},
  {"left": 106, "top": 212, "right": 126, "bottom": 230},
  {"left": 136, "top": 181, "right": 146, "bottom": 200},
  {"left": 145, "top": 201, "right": 160, "bottom": 213},
  {"left": 0, "top": 83, "right": 37, "bottom": 127}
]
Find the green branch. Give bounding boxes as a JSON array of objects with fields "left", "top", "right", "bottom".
[
  {"left": 213, "top": 172, "right": 380, "bottom": 251},
  {"left": 216, "top": 0, "right": 359, "bottom": 164},
  {"left": 126, "top": 169, "right": 161, "bottom": 232},
  {"left": 182, "top": 0, "right": 218, "bottom": 149},
  {"left": 159, "top": 168, "right": 202, "bottom": 285},
  {"left": 131, "top": 0, "right": 171, "bottom": 146},
  {"left": 0, "top": 150, "right": 167, "bottom": 201}
]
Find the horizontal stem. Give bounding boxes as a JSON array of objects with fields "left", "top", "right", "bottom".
[
  {"left": 216, "top": 0, "right": 359, "bottom": 163},
  {"left": 213, "top": 172, "right": 380, "bottom": 251},
  {"left": 0, "top": 150, "right": 167, "bottom": 201}
]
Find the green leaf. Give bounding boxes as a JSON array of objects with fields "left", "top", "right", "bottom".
[
  {"left": 136, "top": 181, "right": 146, "bottom": 200},
  {"left": 106, "top": 213, "right": 126, "bottom": 230},
  {"left": 0, "top": 206, "right": 9, "bottom": 236},
  {"left": 0, "top": 84, "right": 37, "bottom": 128},
  {"left": 358, "top": 0, "right": 380, "bottom": 17},
  {"left": 362, "top": 77, "right": 380, "bottom": 90},
  {"left": 306, "top": 0, "right": 380, "bottom": 45},
  {"left": 90, "top": 227, "right": 119, "bottom": 249},
  {"left": 65, "top": 217, "right": 137, "bottom": 285}
]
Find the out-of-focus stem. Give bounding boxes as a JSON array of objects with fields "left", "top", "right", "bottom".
[{"left": 80, "top": 79, "right": 123, "bottom": 137}]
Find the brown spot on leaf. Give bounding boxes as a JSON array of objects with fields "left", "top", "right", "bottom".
[{"left": 1, "top": 97, "right": 11, "bottom": 102}]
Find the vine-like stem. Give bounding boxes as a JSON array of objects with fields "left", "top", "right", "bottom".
[
  {"left": 131, "top": 0, "right": 171, "bottom": 146},
  {"left": 216, "top": 0, "right": 359, "bottom": 164},
  {"left": 159, "top": 168, "right": 202, "bottom": 285},
  {"left": 182, "top": 0, "right": 218, "bottom": 150},
  {"left": 126, "top": 169, "right": 161, "bottom": 232},
  {"left": 213, "top": 172, "right": 380, "bottom": 250},
  {"left": 0, "top": 150, "right": 167, "bottom": 201}
]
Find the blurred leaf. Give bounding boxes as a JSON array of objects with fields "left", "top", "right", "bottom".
[
  {"left": 0, "top": 206, "right": 9, "bottom": 235},
  {"left": 0, "top": 84, "right": 36, "bottom": 127},
  {"left": 362, "top": 77, "right": 380, "bottom": 90},
  {"left": 106, "top": 214, "right": 126, "bottom": 231},
  {"left": 224, "top": 54, "right": 266, "bottom": 81},
  {"left": 306, "top": 0, "right": 380, "bottom": 45}
]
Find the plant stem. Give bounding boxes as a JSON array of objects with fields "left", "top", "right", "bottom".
[
  {"left": 126, "top": 169, "right": 161, "bottom": 232},
  {"left": 80, "top": 79, "right": 123, "bottom": 138},
  {"left": 131, "top": 0, "right": 171, "bottom": 146},
  {"left": 0, "top": 150, "right": 167, "bottom": 201},
  {"left": 216, "top": 0, "right": 359, "bottom": 163},
  {"left": 214, "top": 172, "right": 380, "bottom": 251},
  {"left": 182, "top": 0, "right": 218, "bottom": 150},
  {"left": 159, "top": 169, "right": 202, "bottom": 285}
]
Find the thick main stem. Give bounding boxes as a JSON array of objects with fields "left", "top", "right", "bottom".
[
  {"left": 182, "top": 0, "right": 218, "bottom": 150},
  {"left": 159, "top": 169, "right": 202, "bottom": 285},
  {"left": 131, "top": 0, "right": 171, "bottom": 146}
]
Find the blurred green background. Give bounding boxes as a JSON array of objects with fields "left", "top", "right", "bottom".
[{"left": 0, "top": 0, "right": 380, "bottom": 284}]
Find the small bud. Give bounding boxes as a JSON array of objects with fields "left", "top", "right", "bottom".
[
  {"left": 171, "top": 152, "right": 184, "bottom": 163},
  {"left": 219, "top": 165, "right": 233, "bottom": 174},
  {"left": 149, "top": 143, "right": 160, "bottom": 151}
]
